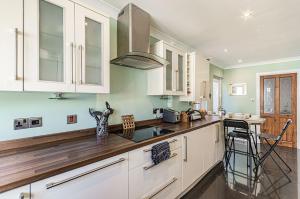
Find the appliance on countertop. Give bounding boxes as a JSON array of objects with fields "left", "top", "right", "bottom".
[
  {"left": 163, "top": 109, "right": 181, "bottom": 123},
  {"left": 186, "top": 108, "right": 202, "bottom": 121},
  {"left": 117, "top": 126, "right": 174, "bottom": 143},
  {"left": 110, "top": 3, "right": 169, "bottom": 70}
]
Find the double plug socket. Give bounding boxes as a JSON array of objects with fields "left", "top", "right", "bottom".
[{"left": 14, "top": 117, "right": 42, "bottom": 130}]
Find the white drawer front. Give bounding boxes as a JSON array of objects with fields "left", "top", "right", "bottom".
[
  {"left": 31, "top": 153, "right": 128, "bottom": 199},
  {"left": 129, "top": 148, "right": 182, "bottom": 199},
  {"left": 129, "top": 135, "right": 182, "bottom": 169}
]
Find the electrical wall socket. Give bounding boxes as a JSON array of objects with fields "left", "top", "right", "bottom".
[
  {"left": 29, "top": 117, "right": 42, "bottom": 128},
  {"left": 67, "top": 115, "right": 77, "bottom": 124},
  {"left": 14, "top": 118, "right": 29, "bottom": 130}
]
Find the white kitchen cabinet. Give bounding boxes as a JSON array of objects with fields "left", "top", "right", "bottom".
[
  {"left": 180, "top": 51, "right": 210, "bottom": 102},
  {"left": 147, "top": 40, "right": 186, "bottom": 96},
  {"left": 74, "top": 4, "right": 110, "bottom": 93},
  {"left": 129, "top": 139, "right": 182, "bottom": 199},
  {"left": 0, "top": 0, "right": 23, "bottom": 91},
  {"left": 182, "top": 128, "right": 206, "bottom": 191},
  {"left": 24, "top": 0, "right": 75, "bottom": 92},
  {"left": 0, "top": 185, "right": 30, "bottom": 199},
  {"left": 30, "top": 153, "right": 128, "bottom": 199},
  {"left": 182, "top": 122, "right": 223, "bottom": 191},
  {"left": 24, "top": 0, "right": 110, "bottom": 93}
]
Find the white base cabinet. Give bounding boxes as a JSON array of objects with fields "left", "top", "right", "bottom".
[
  {"left": 129, "top": 136, "right": 182, "bottom": 199},
  {"left": 0, "top": 185, "right": 30, "bottom": 199},
  {"left": 30, "top": 153, "right": 128, "bottom": 199},
  {"left": 182, "top": 122, "right": 223, "bottom": 191}
]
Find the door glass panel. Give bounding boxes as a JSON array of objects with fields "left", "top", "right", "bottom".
[
  {"left": 85, "top": 17, "right": 102, "bottom": 85},
  {"left": 280, "top": 77, "right": 292, "bottom": 114},
  {"left": 177, "top": 54, "right": 183, "bottom": 91},
  {"left": 39, "top": 0, "right": 64, "bottom": 82},
  {"left": 264, "top": 78, "right": 275, "bottom": 114},
  {"left": 166, "top": 49, "right": 172, "bottom": 90}
]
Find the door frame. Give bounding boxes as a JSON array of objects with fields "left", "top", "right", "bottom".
[{"left": 256, "top": 69, "right": 300, "bottom": 149}]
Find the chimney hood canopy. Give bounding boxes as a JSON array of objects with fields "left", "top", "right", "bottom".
[{"left": 110, "top": 3, "right": 168, "bottom": 69}]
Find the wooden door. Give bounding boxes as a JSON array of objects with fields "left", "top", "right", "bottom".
[{"left": 260, "top": 73, "right": 297, "bottom": 148}]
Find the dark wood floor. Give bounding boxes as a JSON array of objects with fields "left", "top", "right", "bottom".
[{"left": 182, "top": 144, "right": 299, "bottom": 199}]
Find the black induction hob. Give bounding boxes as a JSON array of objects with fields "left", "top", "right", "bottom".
[{"left": 117, "top": 126, "right": 174, "bottom": 143}]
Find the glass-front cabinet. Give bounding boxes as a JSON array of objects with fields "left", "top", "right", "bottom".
[
  {"left": 149, "top": 40, "right": 186, "bottom": 95},
  {"left": 24, "top": 0, "right": 109, "bottom": 93},
  {"left": 75, "top": 4, "right": 110, "bottom": 93}
]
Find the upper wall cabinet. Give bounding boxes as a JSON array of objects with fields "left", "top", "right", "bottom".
[
  {"left": 180, "top": 51, "right": 210, "bottom": 102},
  {"left": 0, "top": 0, "right": 24, "bottom": 91},
  {"left": 74, "top": 4, "right": 110, "bottom": 93},
  {"left": 24, "top": 0, "right": 110, "bottom": 93},
  {"left": 147, "top": 41, "right": 186, "bottom": 95}
]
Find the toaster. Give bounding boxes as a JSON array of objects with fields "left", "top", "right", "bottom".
[{"left": 163, "top": 109, "right": 181, "bottom": 123}]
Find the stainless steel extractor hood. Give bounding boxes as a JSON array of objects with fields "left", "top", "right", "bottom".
[{"left": 110, "top": 4, "right": 168, "bottom": 70}]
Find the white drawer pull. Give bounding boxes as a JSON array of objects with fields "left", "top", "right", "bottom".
[
  {"left": 143, "top": 139, "right": 178, "bottom": 152},
  {"left": 46, "top": 158, "right": 126, "bottom": 189},
  {"left": 143, "top": 177, "right": 178, "bottom": 199},
  {"left": 143, "top": 153, "right": 177, "bottom": 170}
]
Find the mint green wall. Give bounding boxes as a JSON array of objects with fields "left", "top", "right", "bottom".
[
  {"left": 223, "top": 60, "right": 300, "bottom": 114},
  {"left": 209, "top": 64, "right": 224, "bottom": 110},
  {"left": 0, "top": 19, "right": 188, "bottom": 141}
]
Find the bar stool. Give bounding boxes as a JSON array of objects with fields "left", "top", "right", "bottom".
[{"left": 223, "top": 119, "right": 258, "bottom": 171}]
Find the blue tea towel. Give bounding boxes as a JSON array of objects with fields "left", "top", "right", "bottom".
[{"left": 151, "top": 141, "right": 171, "bottom": 165}]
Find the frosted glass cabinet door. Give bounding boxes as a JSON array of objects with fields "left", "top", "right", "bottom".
[
  {"left": 75, "top": 4, "right": 110, "bottom": 93},
  {"left": 0, "top": 0, "right": 23, "bottom": 91},
  {"left": 176, "top": 53, "right": 185, "bottom": 93},
  {"left": 165, "top": 49, "right": 173, "bottom": 92},
  {"left": 24, "top": 0, "right": 75, "bottom": 92}
]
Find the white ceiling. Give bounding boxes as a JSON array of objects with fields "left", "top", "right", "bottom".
[{"left": 103, "top": 0, "right": 300, "bottom": 68}]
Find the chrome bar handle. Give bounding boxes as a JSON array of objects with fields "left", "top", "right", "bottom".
[
  {"left": 14, "top": 28, "right": 18, "bottom": 80},
  {"left": 70, "top": 42, "right": 74, "bottom": 84},
  {"left": 215, "top": 124, "right": 220, "bottom": 143},
  {"left": 184, "top": 136, "right": 188, "bottom": 162},
  {"left": 143, "top": 177, "right": 178, "bottom": 199},
  {"left": 176, "top": 70, "right": 179, "bottom": 91},
  {"left": 19, "top": 192, "right": 30, "bottom": 199},
  {"left": 79, "top": 45, "right": 83, "bottom": 84},
  {"left": 143, "top": 153, "right": 177, "bottom": 170},
  {"left": 143, "top": 139, "right": 177, "bottom": 152},
  {"left": 46, "top": 158, "right": 126, "bottom": 189}
]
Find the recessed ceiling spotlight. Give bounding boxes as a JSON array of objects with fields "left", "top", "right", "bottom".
[
  {"left": 242, "top": 10, "right": 254, "bottom": 20},
  {"left": 238, "top": 59, "right": 243, "bottom": 63},
  {"left": 224, "top": 49, "right": 229, "bottom": 53}
]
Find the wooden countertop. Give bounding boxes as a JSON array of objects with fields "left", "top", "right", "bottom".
[{"left": 0, "top": 116, "right": 220, "bottom": 193}]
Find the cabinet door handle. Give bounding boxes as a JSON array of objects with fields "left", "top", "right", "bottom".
[
  {"left": 79, "top": 45, "right": 83, "bottom": 84},
  {"left": 70, "top": 42, "right": 74, "bottom": 84},
  {"left": 215, "top": 125, "right": 220, "bottom": 143},
  {"left": 46, "top": 158, "right": 125, "bottom": 189},
  {"left": 14, "top": 28, "right": 18, "bottom": 80},
  {"left": 19, "top": 192, "right": 30, "bottom": 199},
  {"left": 143, "top": 139, "right": 178, "bottom": 152},
  {"left": 143, "top": 153, "right": 177, "bottom": 170},
  {"left": 176, "top": 70, "right": 179, "bottom": 91},
  {"left": 143, "top": 177, "right": 178, "bottom": 199},
  {"left": 184, "top": 136, "right": 188, "bottom": 162}
]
